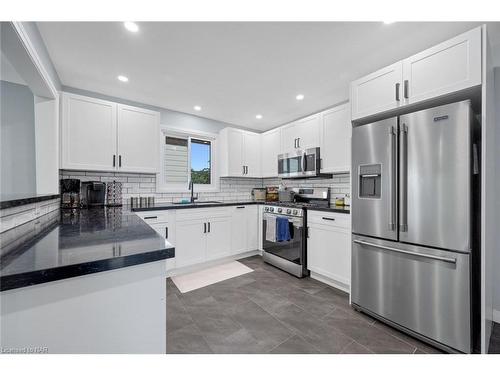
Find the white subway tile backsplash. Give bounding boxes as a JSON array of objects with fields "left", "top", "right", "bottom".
[{"left": 60, "top": 170, "right": 350, "bottom": 205}]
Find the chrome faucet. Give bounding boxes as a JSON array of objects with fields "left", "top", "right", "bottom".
[{"left": 189, "top": 180, "right": 198, "bottom": 203}]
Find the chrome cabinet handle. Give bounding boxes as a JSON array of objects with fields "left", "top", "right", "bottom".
[
  {"left": 354, "top": 239, "right": 457, "bottom": 264},
  {"left": 204, "top": 223, "right": 207, "bottom": 233},
  {"left": 388, "top": 125, "right": 396, "bottom": 231},
  {"left": 208, "top": 222, "right": 211, "bottom": 233},
  {"left": 403, "top": 80, "right": 409, "bottom": 99},
  {"left": 236, "top": 206, "right": 245, "bottom": 209},
  {"left": 144, "top": 216, "right": 157, "bottom": 220},
  {"left": 297, "top": 138, "right": 300, "bottom": 148},
  {"left": 395, "top": 83, "right": 400, "bottom": 101},
  {"left": 399, "top": 123, "right": 408, "bottom": 232},
  {"left": 242, "top": 165, "right": 245, "bottom": 175},
  {"left": 294, "top": 138, "right": 297, "bottom": 148}
]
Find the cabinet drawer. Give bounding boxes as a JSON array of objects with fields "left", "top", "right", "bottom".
[
  {"left": 307, "top": 210, "right": 350, "bottom": 229},
  {"left": 175, "top": 207, "right": 230, "bottom": 221},
  {"left": 136, "top": 210, "right": 171, "bottom": 224}
]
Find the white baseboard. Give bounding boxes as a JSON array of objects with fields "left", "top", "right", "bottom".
[
  {"left": 167, "top": 250, "right": 261, "bottom": 277},
  {"left": 310, "top": 271, "right": 350, "bottom": 294},
  {"left": 493, "top": 309, "right": 500, "bottom": 324}
]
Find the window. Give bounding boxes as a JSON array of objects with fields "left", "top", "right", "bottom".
[{"left": 159, "top": 128, "right": 217, "bottom": 192}]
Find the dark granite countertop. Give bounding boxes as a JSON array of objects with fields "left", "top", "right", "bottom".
[
  {"left": 132, "top": 200, "right": 261, "bottom": 212},
  {"left": 306, "top": 206, "right": 351, "bottom": 214},
  {"left": 0, "top": 193, "right": 60, "bottom": 209},
  {"left": 0, "top": 207, "right": 174, "bottom": 291}
]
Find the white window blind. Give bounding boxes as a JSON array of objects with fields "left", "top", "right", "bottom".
[{"left": 163, "top": 136, "right": 188, "bottom": 184}]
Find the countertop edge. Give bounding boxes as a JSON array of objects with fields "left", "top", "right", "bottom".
[
  {"left": 0, "top": 246, "right": 175, "bottom": 292},
  {"left": 306, "top": 207, "right": 351, "bottom": 214},
  {"left": 0, "top": 194, "right": 60, "bottom": 210},
  {"left": 132, "top": 201, "right": 261, "bottom": 212}
]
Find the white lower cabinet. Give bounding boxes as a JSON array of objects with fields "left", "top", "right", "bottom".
[
  {"left": 205, "top": 216, "right": 231, "bottom": 261},
  {"left": 175, "top": 219, "right": 207, "bottom": 268},
  {"left": 148, "top": 216, "right": 176, "bottom": 271},
  {"left": 230, "top": 205, "right": 259, "bottom": 254},
  {"left": 307, "top": 211, "right": 351, "bottom": 290}
]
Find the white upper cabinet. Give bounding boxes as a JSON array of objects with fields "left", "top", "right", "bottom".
[
  {"left": 61, "top": 93, "right": 117, "bottom": 171},
  {"left": 218, "top": 128, "right": 261, "bottom": 177},
  {"left": 350, "top": 62, "right": 403, "bottom": 121},
  {"left": 320, "top": 103, "right": 351, "bottom": 173},
  {"left": 350, "top": 27, "right": 482, "bottom": 121},
  {"left": 117, "top": 104, "right": 160, "bottom": 173},
  {"left": 402, "top": 27, "right": 481, "bottom": 105},
  {"left": 243, "top": 132, "right": 261, "bottom": 177},
  {"left": 260, "top": 127, "right": 281, "bottom": 178},
  {"left": 281, "top": 114, "right": 320, "bottom": 153},
  {"left": 61, "top": 92, "right": 160, "bottom": 173}
]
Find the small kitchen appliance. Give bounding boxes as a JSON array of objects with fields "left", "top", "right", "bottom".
[
  {"left": 80, "top": 181, "right": 106, "bottom": 208},
  {"left": 251, "top": 188, "right": 266, "bottom": 202},
  {"left": 60, "top": 178, "right": 81, "bottom": 209}
]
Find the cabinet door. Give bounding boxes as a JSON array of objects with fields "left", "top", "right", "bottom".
[
  {"left": 150, "top": 222, "right": 176, "bottom": 271},
  {"left": 402, "top": 27, "right": 481, "bottom": 105},
  {"left": 350, "top": 62, "right": 403, "bottom": 120},
  {"left": 320, "top": 104, "right": 351, "bottom": 173},
  {"left": 245, "top": 205, "right": 259, "bottom": 251},
  {"left": 243, "top": 132, "right": 261, "bottom": 177},
  {"left": 206, "top": 216, "right": 231, "bottom": 261},
  {"left": 281, "top": 122, "right": 298, "bottom": 154},
  {"left": 226, "top": 129, "right": 245, "bottom": 176},
  {"left": 231, "top": 206, "right": 248, "bottom": 254},
  {"left": 117, "top": 104, "right": 160, "bottom": 173},
  {"left": 261, "top": 128, "right": 281, "bottom": 177},
  {"left": 294, "top": 114, "right": 320, "bottom": 150},
  {"left": 61, "top": 93, "right": 117, "bottom": 171},
  {"left": 307, "top": 224, "right": 351, "bottom": 287},
  {"left": 175, "top": 219, "right": 206, "bottom": 267}
]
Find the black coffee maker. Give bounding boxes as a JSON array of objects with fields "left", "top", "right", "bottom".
[{"left": 80, "top": 181, "right": 106, "bottom": 207}]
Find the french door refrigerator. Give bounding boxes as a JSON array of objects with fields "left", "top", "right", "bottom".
[{"left": 351, "top": 100, "right": 479, "bottom": 353}]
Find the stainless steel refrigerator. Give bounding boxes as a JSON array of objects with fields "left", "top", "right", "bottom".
[{"left": 351, "top": 100, "right": 480, "bottom": 353}]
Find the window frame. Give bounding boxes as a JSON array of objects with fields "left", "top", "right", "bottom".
[{"left": 157, "top": 126, "right": 219, "bottom": 193}]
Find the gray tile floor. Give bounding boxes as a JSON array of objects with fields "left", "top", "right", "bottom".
[
  {"left": 166, "top": 256, "right": 444, "bottom": 354},
  {"left": 488, "top": 323, "right": 500, "bottom": 353}
]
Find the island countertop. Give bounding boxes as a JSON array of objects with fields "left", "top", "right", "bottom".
[{"left": 0, "top": 207, "right": 174, "bottom": 292}]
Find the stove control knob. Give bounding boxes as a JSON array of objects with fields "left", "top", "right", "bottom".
[
  {"left": 269, "top": 207, "right": 274, "bottom": 212},
  {"left": 264, "top": 207, "right": 269, "bottom": 212},
  {"left": 292, "top": 209, "right": 298, "bottom": 215},
  {"left": 286, "top": 209, "right": 292, "bottom": 214},
  {"left": 277, "top": 208, "right": 282, "bottom": 213}
]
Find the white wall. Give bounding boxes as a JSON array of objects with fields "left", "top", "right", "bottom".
[
  {"left": 493, "top": 67, "right": 500, "bottom": 322},
  {"left": 0, "top": 80, "right": 37, "bottom": 195}
]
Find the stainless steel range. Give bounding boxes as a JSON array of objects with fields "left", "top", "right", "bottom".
[{"left": 262, "top": 187, "right": 330, "bottom": 278}]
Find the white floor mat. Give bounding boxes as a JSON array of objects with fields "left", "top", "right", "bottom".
[{"left": 171, "top": 261, "right": 254, "bottom": 293}]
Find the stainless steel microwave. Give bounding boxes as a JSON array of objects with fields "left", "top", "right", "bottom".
[{"left": 278, "top": 147, "right": 324, "bottom": 178}]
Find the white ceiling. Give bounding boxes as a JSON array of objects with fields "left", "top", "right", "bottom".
[{"left": 37, "top": 22, "right": 500, "bottom": 132}]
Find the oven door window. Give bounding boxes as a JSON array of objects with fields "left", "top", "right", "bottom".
[{"left": 262, "top": 215, "right": 303, "bottom": 265}]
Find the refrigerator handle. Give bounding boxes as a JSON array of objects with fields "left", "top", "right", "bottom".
[
  {"left": 388, "top": 126, "right": 396, "bottom": 231},
  {"left": 399, "top": 123, "right": 408, "bottom": 232}
]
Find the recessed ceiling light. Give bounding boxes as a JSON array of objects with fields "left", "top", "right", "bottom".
[
  {"left": 383, "top": 21, "right": 395, "bottom": 25},
  {"left": 194, "top": 105, "right": 202, "bottom": 111},
  {"left": 117, "top": 75, "right": 129, "bottom": 82},
  {"left": 124, "top": 22, "right": 139, "bottom": 32},
  {"left": 296, "top": 94, "right": 305, "bottom": 101},
  {"left": 256, "top": 114, "right": 263, "bottom": 120}
]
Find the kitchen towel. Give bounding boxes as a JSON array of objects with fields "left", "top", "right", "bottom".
[
  {"left": 276, "top": 216, "right": 291, "bottom": 242},
  {"left": 266, "top": 215, "right": 277, "bottom": 242}
]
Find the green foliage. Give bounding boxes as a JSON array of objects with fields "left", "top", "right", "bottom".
[{"left": 191, "top": 168, "right": 211, "bottom": 184}]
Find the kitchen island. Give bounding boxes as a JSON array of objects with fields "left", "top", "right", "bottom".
[{"left": 0, "top": 206, "right": 174, "bottom": 354}]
